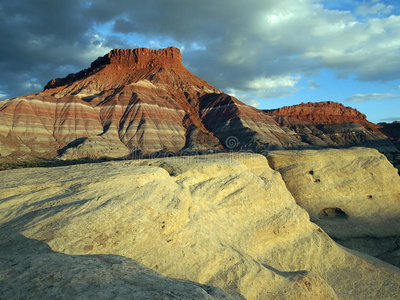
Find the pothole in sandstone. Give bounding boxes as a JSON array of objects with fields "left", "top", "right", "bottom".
[{"left": 318, "top": 207, "right": 348, "bottom": 220}]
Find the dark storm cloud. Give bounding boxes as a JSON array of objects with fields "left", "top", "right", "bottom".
[
  {"left": 113, "top": 19, "right": 138, "bottom": 34},
  {"left": 0, "top": 0, "right": 106, "bottom": 98},
  {"left": 93, "top": 0, "right": 234, "bottom": 40},
  {"left": 1, "top": 0, "right": 400, "bottom": 101}
]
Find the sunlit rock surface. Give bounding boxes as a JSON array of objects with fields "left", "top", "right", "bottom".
[
  {"left": 268, "top": 147, "right": 400, "bottom": 259},
  {"left": 1, "top": 153, "right": 400, "bottom": 299}
]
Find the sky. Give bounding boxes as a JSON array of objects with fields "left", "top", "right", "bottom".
[{"left": 1, "top": 0, "right": 400, "bottom": 123}]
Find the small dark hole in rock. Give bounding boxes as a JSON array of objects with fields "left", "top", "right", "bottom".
[
  {"left": 161, "top": 225, "right": 165, "bottom": 229},
  {"left": 319, "top": 207, "right": 348, "bottom": 220},
  {"left": 303, "top": 280, "right": 312, "bottom": 291},
  {"left": 314, "top": 179, "right": 321, "bottom": 183},
  {"left": 309, "top": 170, "right": 314, "bottom": 175},
  {"left": 368, "top": 195, "right": 373, "bottom": 199}
]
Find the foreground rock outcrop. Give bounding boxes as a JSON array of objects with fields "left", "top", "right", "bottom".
[
  {"left": 1, "top": 152, "right": 400, "bottom": 299},
  {"left": 0, "top": 234, "right": 231, "bottom": 300},
  {"left": 268, "top": 147, "right": 400, "bottom": 261}
]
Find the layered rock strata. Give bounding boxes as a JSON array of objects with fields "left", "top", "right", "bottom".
[
  {"left": 199, "top": 93, "right": 306, "bottom": 151},
  {"left": 265, "top": 102, "right": 396, "bottom": 153},
  {"left": 0, "top": 48, "right": 397, "bottom": 160},
  {"left": 0, "top": 95, "right": 119, "bottom": 158},
  {"left": 0, "top": 47, "right": 308, "bottom": 160}
]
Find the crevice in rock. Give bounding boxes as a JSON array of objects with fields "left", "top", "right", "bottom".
[{"left": 318, "top": 207, "right": 348, "bottom": 220}]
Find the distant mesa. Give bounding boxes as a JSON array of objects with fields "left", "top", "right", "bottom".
[
  {"left": 44, "top": 47, "right": 183, "bottom": 91},
  {"left": 0, "top": 47, "right": 398, "bottom": 163},
  {"left": 264, "top": 101, "right": 379, "bottom": 131}
]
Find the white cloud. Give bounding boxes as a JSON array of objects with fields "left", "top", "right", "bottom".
[
  {"left": 308, "top": 80, "right": 320, "bottom": 89},
  {"left": 77, "top": 34, "right": 113, "bottom": 63},
  {"left": 236, "top": 75, "right": 301, "bottom": 99},
  {"left": 0, "top": 92, "right": 8, "bottom": 100},
  {"left": 189, "top": 42, "right": 206, "bottom": 51},
  {"left": 345, "top": 93, "right": 397, "bottom": 102},
  {"left": 22, "top": 82, "right": 42, "bottom": 91},
  {"left": 246, "top": 75, "right": 300, "bottom": 90},
  {"left": 379, "top": 117, "right": 400, "bottom": 123},
  {"left": 257, "top": 88, "right": 299, "bottom": 99},
  {"left": 226, "top": 88, "right": 260, "bottom": 107},
  {"left": 356, "top": 2, "right": 393, "bottom": 16},
  {"left": 244, "top": 99, "right": 260, "bottom": 108}
]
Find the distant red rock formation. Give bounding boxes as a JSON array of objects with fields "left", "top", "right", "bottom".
[{"left": 264, "top": 101, "right": 380, "bottom": 132}]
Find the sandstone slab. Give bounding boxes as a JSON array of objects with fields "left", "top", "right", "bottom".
[
  {"left": 0, "top": 232, "right": 231, "bottom": 299},
  {"left": 1, "top": 153, "right": 400, "bottom": 299},
  {"left": 267, "top": 147, "right": 400, "bottom": 257}
]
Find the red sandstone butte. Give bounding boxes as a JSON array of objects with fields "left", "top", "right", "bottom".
[{"left": 264, "top": 101, "right": 380, "bottom": 132}]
